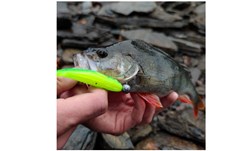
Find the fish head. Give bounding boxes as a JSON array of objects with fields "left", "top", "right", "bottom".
[{"left": 73, "top": 48, "right": 139, "bottom": 83}]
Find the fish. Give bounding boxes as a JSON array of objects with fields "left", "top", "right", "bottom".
[{"left": 73, "top": 39, "right": 205, "bottom": 118}]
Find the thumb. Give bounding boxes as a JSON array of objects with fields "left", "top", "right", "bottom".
[{"left": 57, "top": 77, "right": 77, "bottom": 95}]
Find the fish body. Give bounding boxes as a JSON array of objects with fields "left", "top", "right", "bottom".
[{"left": 73, "top": 40, "right": 204, "bottom": 117}]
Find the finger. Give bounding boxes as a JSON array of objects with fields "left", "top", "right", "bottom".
[
  {"left": 57, "top": 77, "right": 77, "bottom": 95},
  {"left": 130, "top": 93, "right": 146, "bottom": 125},
  {"left": 161, "top": 91, "right": 178, "bottom": 108},
  {"left": 140, "top": 101, "right": 156, "bottom": 125},
  {"left": 57, "top": 90, "right": 108, "bottom": 136},
  {"left": 60, "top": 84, "right": 89, "bottom": 98},
  {"left": 156, "top": 92, "right": 178, "bottom": 114}
]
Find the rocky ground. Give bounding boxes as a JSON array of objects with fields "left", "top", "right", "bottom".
[{"left": 57, "top": 2, "right": 205, "bottom": 150}]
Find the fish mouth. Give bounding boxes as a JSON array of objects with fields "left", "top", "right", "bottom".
[{"left": 73, "top": 52, "right": 139, "bottom": 83}]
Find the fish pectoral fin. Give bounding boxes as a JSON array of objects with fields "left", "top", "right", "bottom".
[
  {"left": 178, "top": 95, "right": 193, "bottom": 104},
  {"left": 137, "top": 93, "right": 163, "bottom": 108}
]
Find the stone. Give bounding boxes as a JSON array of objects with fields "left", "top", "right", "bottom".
[
  {"left": 168, "top": 36, "right": 202, "bottom": 53},
  {"left": 121, "top": 29, "right": 177, "bottom": 51},
  {"left": 95, "top": 15, "right": 189, "bottom": 28},
  {"left": 111, "top": 2, "right": 157, "bottom": 15},
  {"left": 63, "top": 124, "right": 97, "bottom": 150},
  {"left": 61, "top": 39, "right": 97, "bottom": 49},
  {"left": 127, "top": 124, "right": 153, "bottom": 144},
  {"left": 150, "top": 6, "right": 182, "bottom": 22},
  {"left": 157, "top": 104, "right": 205, "bottom": 144},
  {"left": 81, "top": 2, "right": 93, "bottom": 14},
  {"left": 95, "top": 132, "right": 134, "bottom": 150},
  {"left": 62, "top": 48, "right": 82, "bottom": 63},
  {"left": 191, "top": 3, "right": 205, "bottom": 34},
  {"left": 57, "top": 2, "right": 70, "bottom": 14},
  {"left": 190, "top": 67, "right": 201, "bottom": 84},
  {"left": 135, "top": 132, "right": 204, "bottom": 150},
  {"left": 197, "top": 55, "right": 205, "bottom": 70},
  {"left": 196, "top": 85, "right": 205, "bottom": 95},
  {"left": 57, "top": 2, "right": 72, "bottom": 30}
]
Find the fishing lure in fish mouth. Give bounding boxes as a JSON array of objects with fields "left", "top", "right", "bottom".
[{"left": 57, "top": 68, "right": 124, "bottom": 92}]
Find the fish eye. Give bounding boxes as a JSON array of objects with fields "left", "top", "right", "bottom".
[{"left": 96, "top": 49, "right": 108, "bottom": 58}]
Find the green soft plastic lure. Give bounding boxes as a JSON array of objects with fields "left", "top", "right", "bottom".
[{"left": 57, "top": 68, "right": 123, "bottom": 92}]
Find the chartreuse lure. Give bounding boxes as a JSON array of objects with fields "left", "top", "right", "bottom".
[{"left": 57, "top": 68, "right": 123, "bottom": 92}]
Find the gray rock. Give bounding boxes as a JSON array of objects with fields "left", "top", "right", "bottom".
[
  {"left": 168, "top": 36, "right": 202, "bottom": 53},
  {"left": 97, "top": 3, "right": 117, "bottom": 17},
  {"left": 97, "top": 132, "right": 134, "bottom": 149},
  {"left": 150, "top": 6, "right": 182, "bottom": 22},
  {"left": 111, "top": 2, "right": 157, "bottom": 15},
  {"left": 63, "top": 124, "right": 97, "bottom": 150},
  {"left": 57, "top": 2, "right": 72, "bottom": 30},
  {"left": 61, "top": 39, "right": 97, "bottom": 49},
  {"left": 191, "top": 3, "right": 205, "bottom": 34},
  {"left": 190, "top": 67, "right": 201, "bottom": 84},
  {"left": 57, "top": 2, "right": 70, "bottom": 14},
  {"left": 81, "top": 2, "right": 93, "bottom": 14},
  {"left": 157, "top": 104, "right": 205, "bottom": 144},
  {"left": 62, "top": 48, "right": 81, "bottom": 63},
  {"left": 197, "top": 55, "right": 205, "bottom": 70},
  {"left": 121, "top": 29, "right": 177, "bottom": 51},
  {"left": 95, "top": 15, "right": 189, "bottom": 29},
  {"left": 127, "top": 124, "right": 153, "bottom": 144},
  {"left": 196, "top": 85, "right": 205, "bottom": 95},
  {"left": 135, "top": 132, "right": 204, "bottom": 150}
]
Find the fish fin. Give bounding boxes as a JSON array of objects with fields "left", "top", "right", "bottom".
[
  {"left": 193, "top": 97, "right": 205, "bottom": 119},
  {"left": 178, "top": 95, "right": 193, "bottom": 104},
  {"left": 137, "top": 93, "right": 163, "bottom": 108},
  {"left": 198, "top": 96, "right": 205, "bottom": 110},
  {"left": 194, "top": 106, "right": 199, "bottom": 119}
]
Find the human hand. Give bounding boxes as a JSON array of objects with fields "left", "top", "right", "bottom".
[
  {"left": 57, "top": 77, "right": 108, "bottom": 149},
  {"left": 83, "top": 91, "right": 178, "bottom": 135},
  {"left": 57, "top": 77, "right": 178, "bottom": 148}
]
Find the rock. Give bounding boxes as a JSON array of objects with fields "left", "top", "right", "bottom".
[
  {"left": 97, "top": 3, "right": 117, "bottom": 17},
  {"left": 135, "top": 132, "right": 204, "bottom": 150},
  {"left": 168, "top": 36, "right": 203, "bottom": 53},
  {"left": 150, "top": 5, "right": 182, "bottom": 22},
  {"left": 111, "top": 2, "right": 157, "bottom": 15},
  {"left": 62, "top": 48, "right": 82, "bottom": 63},
  {"left": 57, "top": 2, "right": 72, "bottom": 30},
  {"left": 196, "top": 85, "right": 205, "bottom": 95},
  {"left": 72, "top": 22, "right": 87, "bottom": 35},
  {"left": 63, "top": 124, "right": 97, "bottom": 150},
  {"left": 95, "top": 15, "right": 189, "bottom": 29},
  {"left": 95, "top": 132, "right": 134, "bottom": 150},
  {"left": 81, "top": 2, "right": 93, "bottom": 14},
  {"left": 121, "top": 29, "right": 177, "bottom": 51},
  {"left": 127, "top": 124, "right": 153, "bottom": 144},
  {"left": 157, "top": 104, "right": 205, "bottom": 144},
  {"left": 67, "top": 2, "right": 82, "bottom": 15},
  {"left": 57, "top": 2, "right": 70, "bottom": 14},
  {"left": 190, "top": 67, "right": 201, "bottom": 84},
  {"left": 61, "top": 39, "right": 97, "bottom": 49},
  {"left": 191, "top": 3, "right": 205, "bottom": 34},
  {"left": 197, "top": 55, "right": 205, "bottom": 70}
]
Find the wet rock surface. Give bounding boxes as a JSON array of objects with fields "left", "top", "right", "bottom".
[
  {"left": 94, "top": 132, "right": 134, "bottom": 150},
  {"left": 57, "top": 1, "right": 206, "bottom": 150},
  {"left": 158, "top": 102, "right": 206, "bottom": 144},
  {"left": 135, "top": 132, "right": 204, "bottom": 150},
  {"left": 62, "top": 125, "right": 97, "bottom": 150}
]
